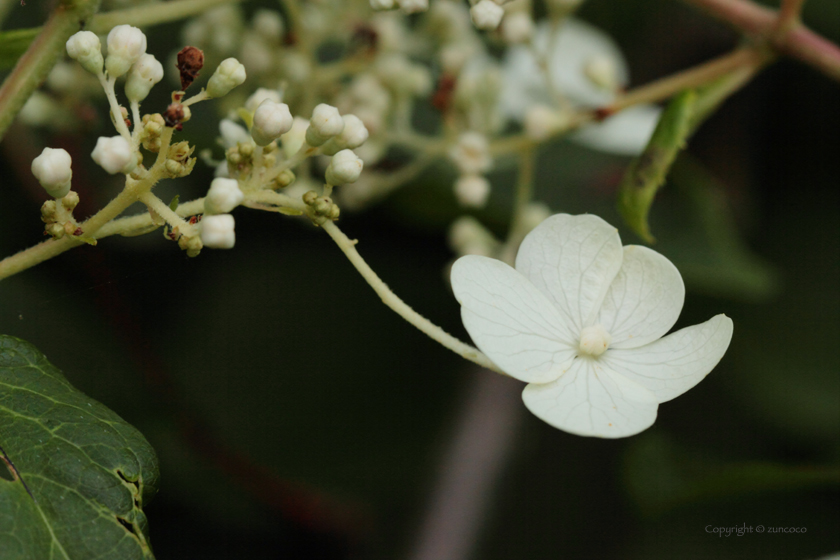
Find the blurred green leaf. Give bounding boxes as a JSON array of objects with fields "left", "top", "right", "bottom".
[
  {"left": 618, "top": 90, "right": 696, "bottom": 242},
  {"left": 624, "top": 433, "right": 840, "bottom": 515},
  {"left": 657, "top": 156, "right": 778, "bottom": 300},
  {"left": 0, "top": 336, "right": 159, "bottom": 559},
  {"left": 0, "top": 28, "right": 39, "bottom": 71}
]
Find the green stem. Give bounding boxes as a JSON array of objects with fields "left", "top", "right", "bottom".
[
  {"left": 88, "top": 0, "right": 247, "bottom": 33},
  {"left": 0, "top": 0, "right": 101, "bottom": 142},
  {"left": 320, "top": 219, "right": 501, "bottom": 373}
]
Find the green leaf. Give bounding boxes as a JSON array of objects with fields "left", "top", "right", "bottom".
[
  {"left": 624, "top": 433, "right": 840, "bottom": 515},
  {"left": 617, "top": 89, "right": 696, "bottom": 243},
  {"left": 0, "top": 336, "right": 159, "bottom": 559},
  {"left": 0, "top": 28, "right": 40, "bottom": 71},
  {"left": 168, "top": 194, "right": 180, "bottom": 212}
]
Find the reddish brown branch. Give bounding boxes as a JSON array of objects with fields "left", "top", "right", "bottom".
[{"left": 683, "top": 0, "right": 840, "bottom": 81}]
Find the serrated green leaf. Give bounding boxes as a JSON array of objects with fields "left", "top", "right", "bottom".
[
  {"left": 0, "top": 28, "right": 40, "bottom": 71},
  {"left": 0, "top": 336, "right": 159, "bottom": 560},
  {"left": 617, "top": 89, "right": 696, "bottom": 243}
]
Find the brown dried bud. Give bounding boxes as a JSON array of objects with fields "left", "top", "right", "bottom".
[
  {"left": 164, "top": 103, "right": 185, "bottom": 128},
  {"left": 176, "top": 46, "right": 205, "bottom": 91}
]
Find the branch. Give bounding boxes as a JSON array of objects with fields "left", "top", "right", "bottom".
[
  {"left": 88, "top": 0, "right": 247, "bottom": 34},
  {"left": 0, "top": 0, "right": 100, "bottom": 142},
  {"left": 683, "top": 0, "right": 840, "bottom": 81}
]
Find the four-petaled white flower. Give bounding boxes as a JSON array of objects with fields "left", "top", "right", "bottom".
[{"left": 451, "top": 214, "right": 733, "bottom": 438}]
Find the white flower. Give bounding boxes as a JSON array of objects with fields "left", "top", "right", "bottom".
[
  {"left": 31, "top": 147, "right": 73, "bottom": 198},
  {"left": 454, "top": 175, "right": 490, "bottom": 208},
  {"left": 204, "top": 178, "right": 243, "bottom": 214},
  {"left": 499, "top": 19, "right": 661, "bottom": 155},
  {"left": 449, "top": 132, "right": 492, "bottom": 176},
  {"left": 325, "top": 149, "right": 364, "bottom": 185},
  {"left": 398, "top": 0, "right": 428, "bottom": 14},
  {"left": 200, "top": 214, "right": 236, "bottom": 249},
  {"left": 281, "top": 116, "right": 310, "bottom": 159},
  {"left": 321, "top": 114, "right": 370, "bottom": 156},
  {"left": 206, "top": 58, "right": 247, "bottom": 98},
  {"left": 370, "top": 0, "right": 396, "bottom": 10},
  {"left": 251, "top": 100, "right": 293, "bottom": 146},
  {"left": 450, "top": 214, "right": 733, "bottom": 438},
  {"left": 470, "top": 0, "right": 505, "bottom": 30},
  {"left": 91, "top": 136, "right": 136, "bottom": 175},
  {"left": 244, "top": 87, "right": 281, "bottom": 112},
  {"left": 105, "top": 25, "right": 147, "bottom": 78},
  {"left": 218, "top": 119, "right": 252, "bottom": 149},
  {"left": 66, "top": 31, "right": 103, "bottom": 75},
  {"left": 305, "top": 104, "right": 344, "bottom": 147},
  {"left": 125, "top": 53, "right": 164, "bottom": 103}
]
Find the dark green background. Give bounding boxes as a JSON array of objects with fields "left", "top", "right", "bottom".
[{"left": 1, "top": 0, "right": 838, "bottom": 558}]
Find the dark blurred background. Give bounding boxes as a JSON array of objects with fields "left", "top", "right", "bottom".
[{"left": 1, "top": 0, "right": 838, "bottom": 558}]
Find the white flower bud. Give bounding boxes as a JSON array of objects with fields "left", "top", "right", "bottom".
[
  {"left": 583, "top": 54, "right": 620, "bottom": 91},
  {"left": 454, "top": 175, "right": 491, "bottom": 208},
  {"left": 125, "top": 54, "right": 164, "bottom": 103},
  {"left": 219, "top": 119, "right": 252, "bottom": 149},
  {"left": 200, "top": 214, "right": 236, "bottom": 249},
  {"left": 105, "top": 25, "right": 147, "bottom": 78},
  {"left": 449, "top": 132, "right": 493, "bottom": 176},
  {"left": 204, "top": 178, "right": 244, "bottom": 214},
  {"left": 31, "top": 147, "right": 72, "bottom": 198},
  {"left": 66, "top": 31, "right": 104, "bottom": 75},
  {"left": 520, "top": 202, "right": 552, "bottom": 234},
  {"left": 206, "top": 58, "right": 247, "bottom": 98},
  {"left": 524, "top": 105, "right": 570, "bottom": 141},
  {"left": 244, "top": 87, "right": 281, "bottom": 112},
  {"left": 253, "top": 9, "right": 285, "bottom": 41},
  {"left": 305, "top": 104, "right": 344, "bottom": 147},
  {"left": 370, "top": 0, "right": 395, "bottom": 9},
  {"left": 398, "top": 0, "right": 428, "bottom": 13},
  {"left": 91, "top": 136, "right": 136, "bottom": 175},
  {"left": 448, "top": 216, "right": 497, "bottom": 257},
  {"left": 470, "top": 0, "right": 505, "bottom": 30},
  {"left": 502, "top": 12, "right": 534, "bottom": 44},
  {"left": 251, "top": 100, "right": 293, "bottom": 146},
  {"left": 281, "top": 117, "right": 310, "bottom": 159},
  {"left": 325, "top": 150, "right": 364, "bottom": 185},
  {"left": 320, "top": 115, "right": 369, "bottom": 156}
]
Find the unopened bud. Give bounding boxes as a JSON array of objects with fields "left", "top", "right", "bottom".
[
  {"left": 105, "top": 25, "right": 147, "bottom": 78},
  {"left": 206, "top": 58, "right": 247, "bottom": 98},
  {"left": 66, "top": 31, "right": 103, "bottom": 75},
  {"left": 325, "top": 149, "right": 364, "bottom": 185},
  {"left": 31, "top": 147, "right": 73, "bottom": 198}
]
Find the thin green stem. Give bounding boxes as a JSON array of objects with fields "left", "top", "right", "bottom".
[
  {"left": 320, "top": 220, "right": 501, "bottom": 373},
  {"left": 88, "top": 0, "right": 247, "bottom": 34}
]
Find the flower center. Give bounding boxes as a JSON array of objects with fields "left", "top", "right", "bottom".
[{"left": 578, "top": 324, "right": 611, "bottom": 357}]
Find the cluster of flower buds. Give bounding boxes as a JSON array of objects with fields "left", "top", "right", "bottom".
[
  {"left": 303, "top": 190, "right": 341, "bottom": 223},
  {"left": 449, "top": 132, "right": 493, "bottom": 208}
]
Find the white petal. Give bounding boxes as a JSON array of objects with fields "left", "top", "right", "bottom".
[
  {"left": 602, "top": 314, "right": 733, "bottom": 403},
  {"left": 598, "top": 245, "right": 685, "bottom": 349},
  {"left": 451, "top": 255, "right": 578, "bottom": 384},
  {"left": 499, "top": 19, "right": 630, "bottom": 121},
  {"left": 515, "top": 214, "right": 623, "bottom": 332},
  {"left": 522, "top": 358, "right": 658, "bottom": 438},
  {"left": 570, "top": 104, "right": 662, "bottom": 156}
]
